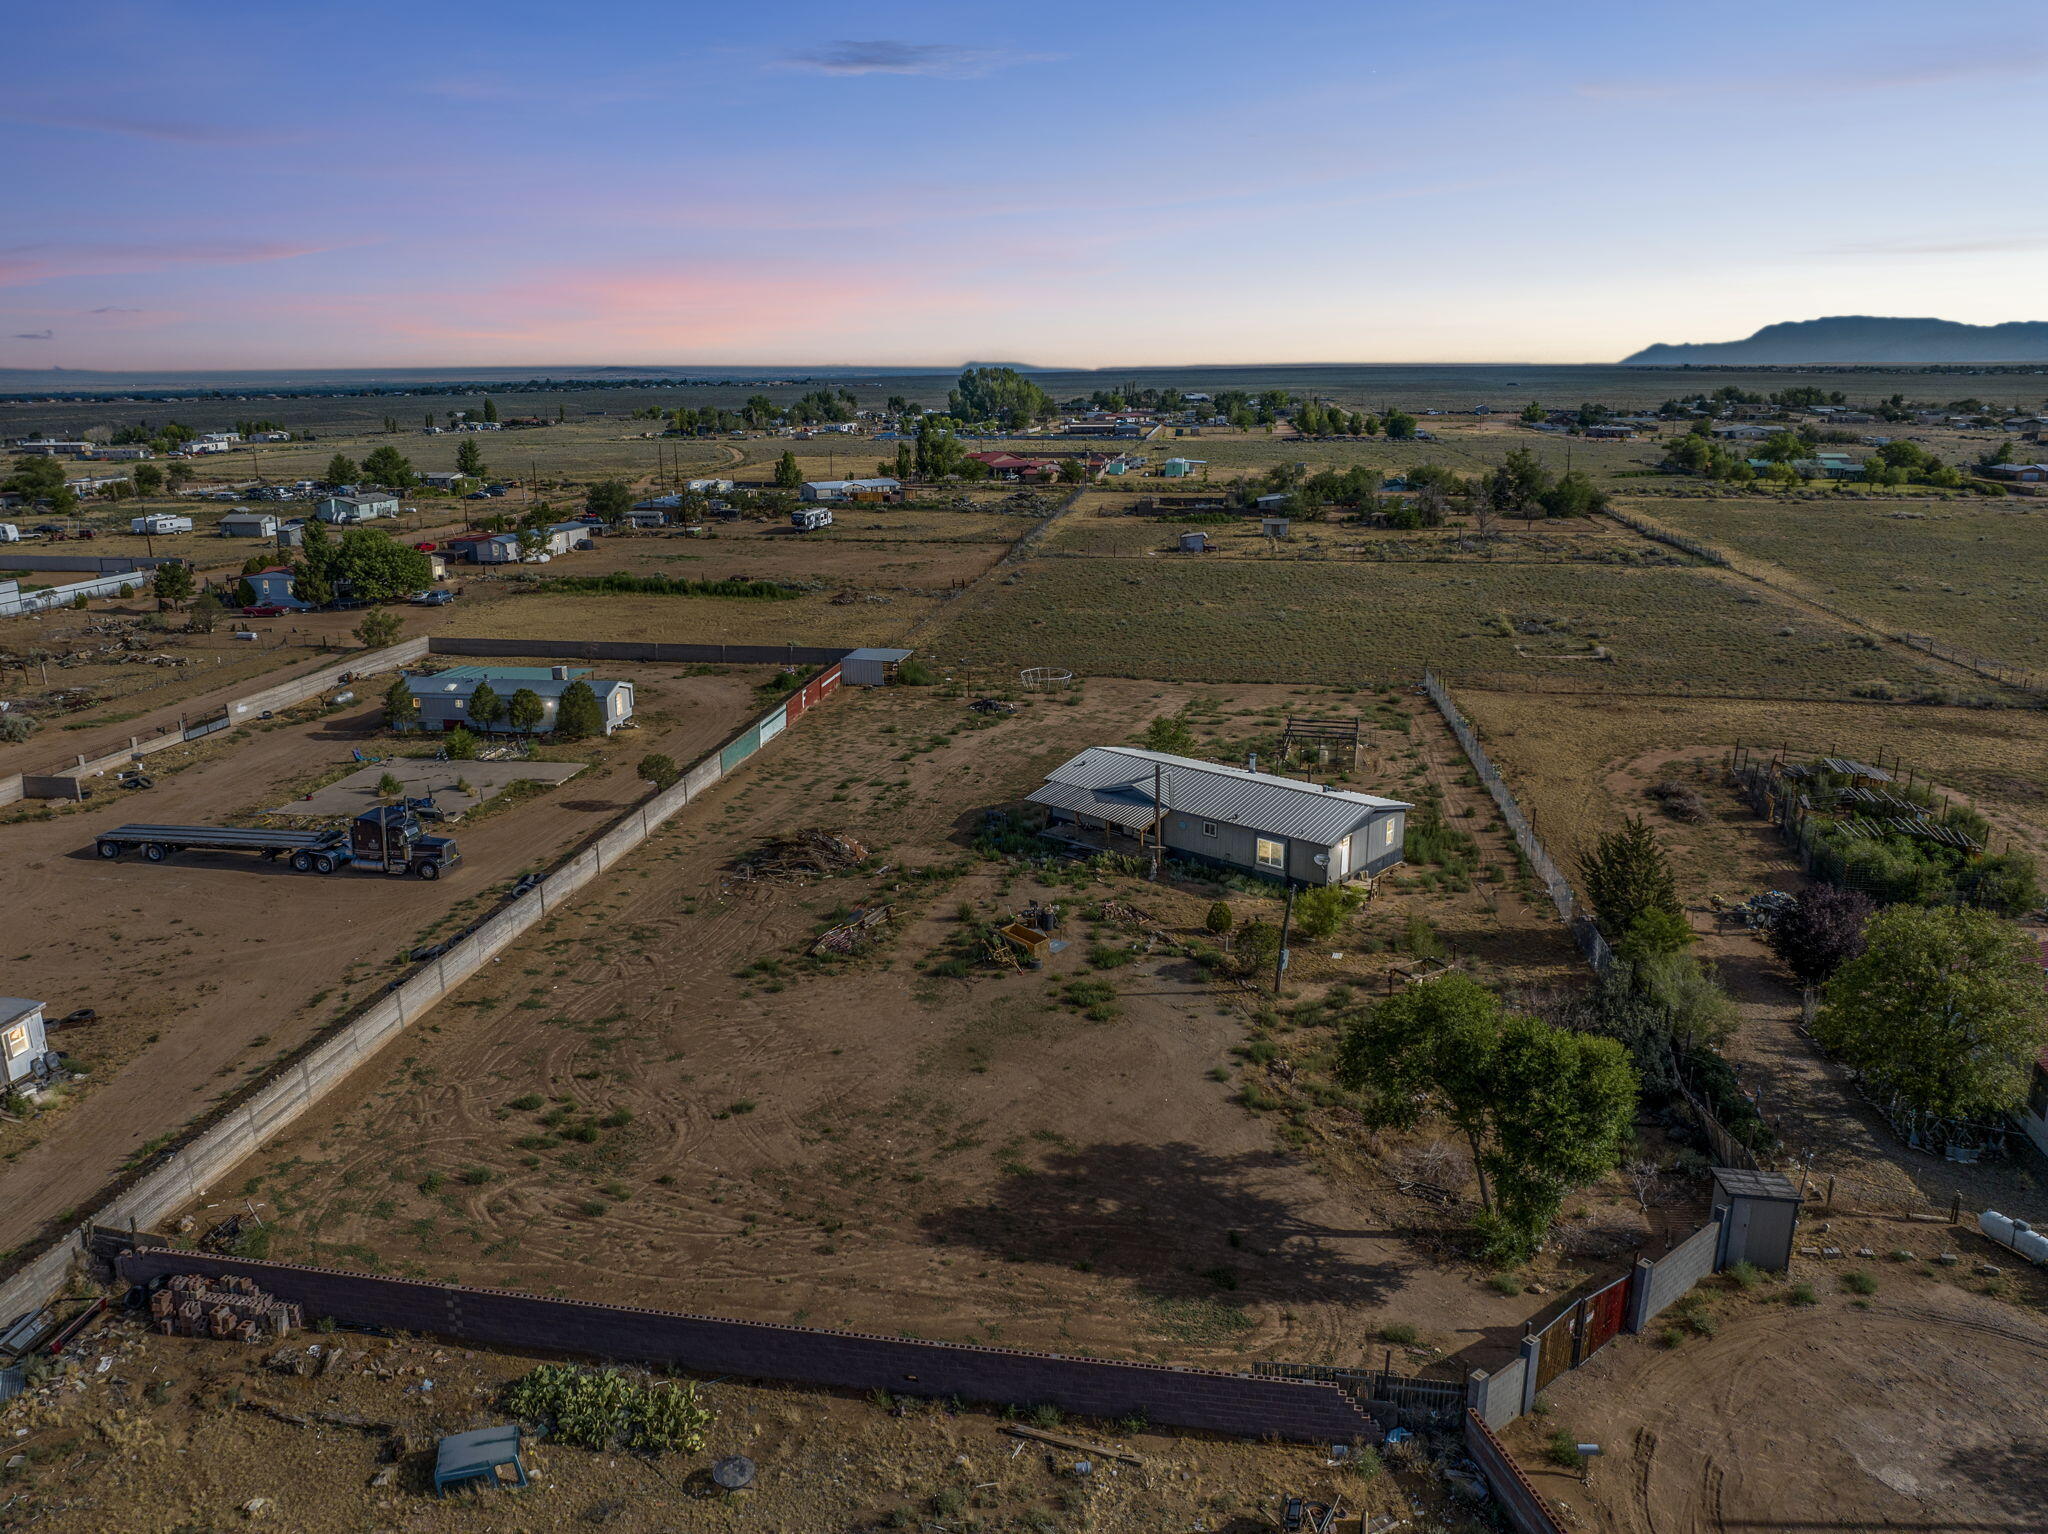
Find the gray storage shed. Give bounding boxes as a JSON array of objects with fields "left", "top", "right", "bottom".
[
  {"left": 841, "top": 647, "right": 914, "bottom": 686},
  {"left": 1710, "top": 1167, "right": 1801, "bottom": 1272}
]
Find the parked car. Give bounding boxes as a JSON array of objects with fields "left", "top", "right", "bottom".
[
  {"left": 413, "top": 541, "right": 437, "bottom": 551},
  {"left": 572, "top": 539, "right": 596, "bottom": 551},
  {"left": 241, "top": 603, "right": 287, "bottom": 617},
  {"left": 407, "top": 590, "right": 454, "bottom": 606},
  {"left": 464, "top": 490, "right": 492, "bottom": 500}
]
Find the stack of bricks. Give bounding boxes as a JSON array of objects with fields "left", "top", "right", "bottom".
[{"left": 149, "top": 1273, "right": 303, "bottom": 1343}]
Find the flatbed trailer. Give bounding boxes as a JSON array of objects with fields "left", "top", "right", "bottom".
[{"left": 95, "top": 807, "right": 460, "bottom": 879}]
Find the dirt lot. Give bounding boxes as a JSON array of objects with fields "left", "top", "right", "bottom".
[
  {"left": 184, "top": 677, "right": 1636, "bottom": 1384},
  {"left": 1518, "top": 1232, "right": 2048, "bottom": 1534},
  {"left": 0, "top": 1309, "right": 1458, "bottom": 1534},
  {"left": 0, "top": 660, "right": 781, "bottom": 1258}
]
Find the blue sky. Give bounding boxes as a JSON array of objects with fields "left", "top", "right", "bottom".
[{"left": 3, "top": 1, "right": 2044, "bottom": 368}]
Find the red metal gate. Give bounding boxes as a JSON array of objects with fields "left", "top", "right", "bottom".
[{"left": 1580, "top": 1273, "right": 1630, "bottom": 1359}]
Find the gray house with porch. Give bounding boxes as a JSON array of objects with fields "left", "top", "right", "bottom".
[{"left": 1026, "top": 747, "right": 1409, "bottom": 886}]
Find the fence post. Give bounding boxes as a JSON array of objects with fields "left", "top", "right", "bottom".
[{"left": 1517, "top": 1334, "right": 1541, "bottom": 1416}]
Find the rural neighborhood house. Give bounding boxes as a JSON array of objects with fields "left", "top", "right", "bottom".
[{"left": 1027, "top": 746, "right": 1410, "bottom": 886}]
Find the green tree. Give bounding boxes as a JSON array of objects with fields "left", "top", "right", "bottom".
[
  {"left": 1140, "top": 713, "right": 1196, "bottom": 755},
  {"left": 376, "top": 770, "right": 403, "bottom": 799},
  {"left": 359, "top": 445, "right": 415, "bottom": 489},
  {"left": 1759, "top": 430, "right": 1807, "bottom": 464},
  {"left": 353, "top": 608, "right": 403, "bottom": 649},
  {"left": 482, "top": 395, "right": 499, "bottom": 423},
  {"left": 585, "top": 479, "right": 634, "bottom": 523},
  {"left": 637, "top": 752, "right": 680, "bottom": 792},
  {"left": 1204, "top": 901, "right": 1234, "bottom": 936},
  {"left": 443, "top": 726, "right": 480, "bottom": 760},
  {"left": 1337, "top": 974, "right": 1636, "bottom": 1261},
  {"left": 1381, "top": 409, "right": 1419, "bottom": 440},
  {"left": 384, "top": 674, "right": 418, "bottom": 729},
  {"left": 186, "top": 592, "right": 222, "bottom": 633},
  {"left": 131, "top": 463, "right": 164, "bottom": 496},
  {"left": 774, "top": 451, "right": 802, "bottom": 489},
  {"left": 1519, "top": 401, "right": 1545, "bottom": 423},
  {"left": 1817, "top": 906, "right": 2048, "bottom": 1122},
  {"left": 1579, "top": 816, "right": 1681, "bottom": 942},
  {"left": 151, "top": 562, "right": 196, "bottom": 606},
  {"left": 947, "top": 366, "right": 1053, "bottom": 427},
  {"left": 554, "top": 680, "right": 605, "bottom": 740},
  {"left": 310, "top": 528, "right": 432, "bottom": 602},
  {"left": 324, "top": 453, "right": 358, "bottom": 485},
  {"left": 466, "top": 679, "right": 503, "bottom": 733},
  {"left": 455, "top": 438, "right": 486, "bottom": 478},
  {"left": 506, "top": 687, "right": 547, "bottom": 735}
]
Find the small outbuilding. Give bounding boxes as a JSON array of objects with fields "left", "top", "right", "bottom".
[
  {"left": 316, "top": 491, "right": 399, "bottom": 524},
  {"left": 218, "top": 511, "right": 279, "bottom": 539},
  {"left": 0, "top": 999, "right": 56, "bottom": 1090},
  {"left": 1260, "top": 516, "right": 1291, "bottom": 539},
  {"left": 1710, "top": 1167, "right": 1801, "bottom": 1273},
  {"left": 840, "top": 647, "right": 915, "bottom": 686},
  {"left": 1177, "top": 530, "right": 1209, "bottom": 553}
]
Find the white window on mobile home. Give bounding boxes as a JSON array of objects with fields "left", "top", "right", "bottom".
[{"left": 1255, "top": 837, "right": 1285, "bottom": 870}]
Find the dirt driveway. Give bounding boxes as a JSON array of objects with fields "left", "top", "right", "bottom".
[{"left": 0, "top": 663, "right": 774, "bottom": 1256}]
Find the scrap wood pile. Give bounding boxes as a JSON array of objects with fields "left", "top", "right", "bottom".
[
  {"left": 150, "top": 1273, "right": 303, "bottom": 1343},
  {"left": 728, "top": 828, "right": 869, "bottom": 885},
  {"left": 810, "top": 904, "right": 893, "bottom": 956}
]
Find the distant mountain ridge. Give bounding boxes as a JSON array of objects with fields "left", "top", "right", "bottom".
[{"left": 1622, "top": 316, "right": 2048, "bottom": 365}]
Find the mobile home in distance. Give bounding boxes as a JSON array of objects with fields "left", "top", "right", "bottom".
[
  {"left": 0, "top": 998, "right": 58, "bottom": 1091},
  {"left": 1027, "top": 746, "right": 1410, "bottom": 887},
  {"left": 791, "top": 507, "right": 834, "bottom": 531},
  {"left": 131, "top": 514, "right": 194, "bottom": 535}
]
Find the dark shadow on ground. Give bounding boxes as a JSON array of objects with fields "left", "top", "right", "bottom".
[{"left": 918, "top": 1140, "right": 1404, "bottom": 1308}]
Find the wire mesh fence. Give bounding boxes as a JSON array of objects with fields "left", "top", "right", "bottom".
[{"left": 1420, "top": 671, "right": 1612, "bottom": 973}]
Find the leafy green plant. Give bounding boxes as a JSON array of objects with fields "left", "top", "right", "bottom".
[{"left": 504, "top": 1364, "right": 712, "bottom": 1452}]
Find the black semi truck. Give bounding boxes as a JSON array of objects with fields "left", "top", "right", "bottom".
[{"left": 95, "top": 806, "right": 460, "bottom": 879}]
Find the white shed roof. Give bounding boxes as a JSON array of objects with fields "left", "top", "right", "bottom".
[{"left": 1030, "top": 747, "right": 1408, "bottom": 845}]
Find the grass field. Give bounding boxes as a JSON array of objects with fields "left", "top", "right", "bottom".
[
  {"left": 1632, "top": 494, "right": 2048, "bottom": 666},
  {"left": 929, "top": 556, "right": 1957, "bottom": 697}
]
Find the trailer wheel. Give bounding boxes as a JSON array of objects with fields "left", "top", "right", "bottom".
[
  {"left": 96, "top": 841, "right": 121, "bottom": 860},
  {"left": 143, "top": 843, "right": 170, "bottom": 863},
  {"left": 415, "top": 860, "right": 440, "bottom": 881},
  {"left": 313, "top": 854, "right": 337, "bottom": 875},
  {"left": 289, "top": 851, "right": 314, "bottom": 873}
]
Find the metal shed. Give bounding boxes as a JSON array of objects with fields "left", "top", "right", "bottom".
[
  {"left": 1260, "top": 516, "right": 1291, "bottom": 539},
  {"left": 841, "top": 647, "right": 914, "bottom": 686},
  {"left": 1710, "top": 1167, "right": 1801, "bottom": 1272},
  {"left": 1177, "top": 530, "right": 1209, "bottom": 553}
]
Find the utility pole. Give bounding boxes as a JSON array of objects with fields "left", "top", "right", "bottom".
[
  {"left": 1274, "top": 884, "right": 1295, "bottom": 996},
  {"left": 1149, "top": 762, "right": 1164, "bottom": 880}
]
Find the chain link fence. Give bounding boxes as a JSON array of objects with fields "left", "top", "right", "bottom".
[{"left": 1420, "top": 671, "right": 1611, "bottom": 973}]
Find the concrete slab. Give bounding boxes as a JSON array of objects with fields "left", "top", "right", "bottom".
[{"left": 273, "top": 759, "right": 587, "bottom": 819}]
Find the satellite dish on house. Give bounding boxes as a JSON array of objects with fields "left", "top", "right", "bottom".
[{"left": 1312, "top": 853, "right": 1329, "bottom": 866}]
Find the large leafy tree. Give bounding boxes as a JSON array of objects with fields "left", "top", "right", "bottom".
[
  {"left": 455, "top": 438, "right": 487, "bottom": 478},
  {"left": 947, "top": 366, "right": 1052, "bottom": 427},
  {"left": 151, "top": 562, "right": 196, "bottom": 607},
  {"left": 773, "top": 451, "right": 802, "bottom": 489},
  {"left": 505, "top": 687, "right": 546, "bottom": 735},
  {"left": 359, "top": 445, "right": 416, "bottom": 489},
  {"left": 1579, "top": 816, "right": 1682, "bottom": 945},
  {"left": 585, "top": 480, "right": 634, "bottom": 522},
  {"left": 554, "top": 680, "right": 606, "bottom": 740},
  {"left": 308, "top": 528, "right": 431, "bottom": 603},
  {"left": 1337, "top": 974, "right": 1637, "bottom": 1261},
  {"left": 1816, "top": 906, "right": 2048, "bottom": 1123},
  {"left": 1767, "top": 884, "right": 1874, "bottom": 986},
  {"left": 466, "top": 680, "right": 503, "bottom": 733},
  {"left": 324, "top": 453, "right": 358, "bottom": 485}
]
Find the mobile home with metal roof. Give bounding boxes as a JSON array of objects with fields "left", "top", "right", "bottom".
[{"left": 1026, "top": 746, "right": 1409, "bottom": 886}]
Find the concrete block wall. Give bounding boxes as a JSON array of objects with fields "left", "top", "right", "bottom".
[
  {"left": 1464, "top": 1358, "right": 1527, "bottom": 1431},
  {"left": 1464, "top": 1410, "right": 1566, "bottom": 1534},
  {"left": 0, "top": 774, "right": 20, "bottom": 809},
  {"left": 427, "top": 637, "right": 851, "bottom": 667},
  {"left": 8, "top": 658, "right": 844, "bottom": 1317},
  {"left": 114, "top": 1251, "right": 1379, "bottom": 1445},
  {"left": 227, "top": 636, "right": 430, "bottom": 721},
  {"left": 1626, "top": 1215, "right": 1722, "bottom": 1333}
]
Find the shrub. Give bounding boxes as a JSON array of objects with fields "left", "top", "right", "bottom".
[
  {"left": 1379, "top": 1321, "right": 1417, "bottom": 1345},
  {"left": 443, "top": 726, "right": 479, "bottom": 760},
  {"left": 1842, "top": 1270, "right": 1877, "bottom": 1296},
  {"left": 509, "top": 1094, "right": 544, "bottom": 1111},
  {"left": 1204, "top": 901, "right": 1234, "bottom": 935},
  {"left": 1788, "top": 1282, "right": 1818, "bottom": 1306},
  {"left": 503, "top": 1364, "right": 712, "bottom": 1452},
  {"left": 1487, "top": 1272, "right": 1524, "bottom": 1297},
  {"left": 896, "top": 658, "right": 937, "bottom": 686},
  {"left": 1346, "top": 1445, "right": 1382, "bottom": 1480},
  {"left": 1726, "top": 1260, "right": 1762, "bottom": 1292},
  {"left": 1545, "top": 1430, "right": 1585, "bottom": 1469}
]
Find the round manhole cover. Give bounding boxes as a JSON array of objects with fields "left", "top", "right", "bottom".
[{"left": 711, "top": 1456, "right": 756, "bottom": 1490}]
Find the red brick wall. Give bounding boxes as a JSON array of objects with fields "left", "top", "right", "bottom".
[{"left": 115, "top": 1252, "right": 1376, "bottom": 1445}]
